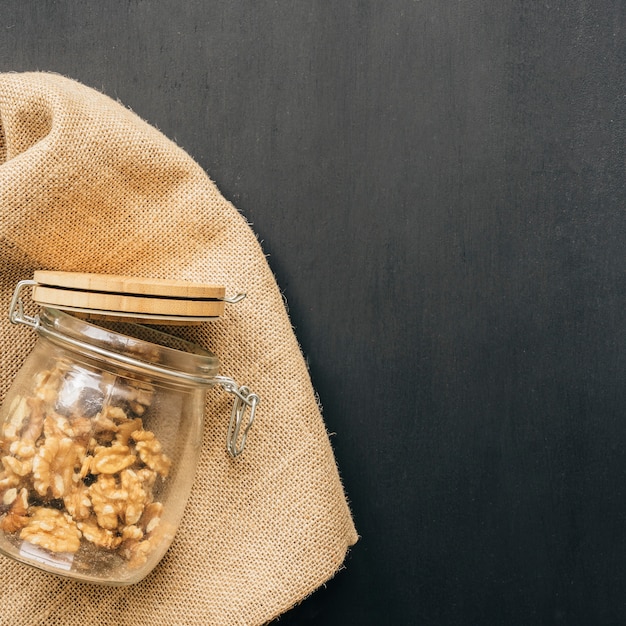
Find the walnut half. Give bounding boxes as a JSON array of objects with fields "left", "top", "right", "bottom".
[
  {"left": 20, "top": 508, "right": 81, "bottom": 554},
  {"left": 131, "top": 430, "right": 171, "bottom": 477},
  {"left": 0, "top": 488, "right": 29, "bottom": 533}
]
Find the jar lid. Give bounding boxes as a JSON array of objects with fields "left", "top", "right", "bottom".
[{"left": 30, "top": 271, "right": 242, "bottom": 324}]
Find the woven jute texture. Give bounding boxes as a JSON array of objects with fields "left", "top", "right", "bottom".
[{"left": 0, "top": 72, "right": 357, "bottom": 626}]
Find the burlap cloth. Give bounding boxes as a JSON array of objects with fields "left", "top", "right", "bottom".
[{"left": 0, "top": 72, "right": 357, "bottom": 626}]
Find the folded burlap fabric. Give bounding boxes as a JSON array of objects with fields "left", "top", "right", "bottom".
[{"left": 0, "top": 72, "right": 357, "bottom": 625}]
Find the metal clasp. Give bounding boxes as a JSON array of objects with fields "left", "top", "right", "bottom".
[
  {"left": 222, "top": 293, "right": 246, "bottom": 304},
  {"left": 9, "top": 280, "right": 39, "bottom": 328},
  {"left": 215, "top": 375, "right": 259, "bottom": 457}
]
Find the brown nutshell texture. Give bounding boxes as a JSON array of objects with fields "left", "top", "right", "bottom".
[{"left": 0, "top": 72, "right": 357, "bottom": 625}]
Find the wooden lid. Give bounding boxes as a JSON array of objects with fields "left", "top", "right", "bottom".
[{"left": 32, "top": 271, "right": 229, "bottom": 324}]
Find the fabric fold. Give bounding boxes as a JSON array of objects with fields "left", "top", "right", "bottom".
[{"left": 0, "top": 72, "right": 357, "bottom": 626}]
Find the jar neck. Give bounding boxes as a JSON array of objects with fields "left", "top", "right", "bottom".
[{"left": 37, "top": 307, "right": 220, "bottom": 387}]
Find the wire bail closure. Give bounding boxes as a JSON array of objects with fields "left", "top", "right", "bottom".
[
  {"left": 9, "top": 280, "right": 39, "bottom": 329},
  {"left": 215, "top": 376, "right": 259, "bottom": 457},
  {"left": 8, "top": 279, "right": 258, "bottom": 457}
]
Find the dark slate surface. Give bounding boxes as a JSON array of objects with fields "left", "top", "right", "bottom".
[{"left": 2, "top": 2, "right": 626, "bottom": 624}]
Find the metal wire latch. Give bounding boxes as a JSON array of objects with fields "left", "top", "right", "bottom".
[
  {"left": 215, "top": 376, "right": 259, "bottom": 457},
  {"left": 9, "top": 280, "right": 39, "bottom": 329}
]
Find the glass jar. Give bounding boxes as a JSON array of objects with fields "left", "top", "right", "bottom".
[{"left": 0, "top": 282, "right": 258, "bottom": 585}]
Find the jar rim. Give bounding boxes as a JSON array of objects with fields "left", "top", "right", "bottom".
[{"left": 37, "top": 308, "right": 220, "bottom": 384}]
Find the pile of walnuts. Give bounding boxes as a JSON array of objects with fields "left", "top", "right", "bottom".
[{"left": 0, "top": 360, "right": 172, "bottom": 568}]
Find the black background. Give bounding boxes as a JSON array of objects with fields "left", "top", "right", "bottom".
[{"left": 2, "top": 2, "right": 626, "bottom": 624}]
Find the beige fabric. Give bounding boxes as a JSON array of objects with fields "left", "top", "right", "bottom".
[{"left": 0, "top": 72, "right": 357, "bottom": 626}]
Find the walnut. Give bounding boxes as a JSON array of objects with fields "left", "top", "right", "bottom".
[
  {"left": 77, "top": 454, "right": 93, "bottom": 480},
  {"left": 0, "top": 470, "right": 21, "bottom": 491},
  {"left": 68, "top": 416, "right": 92, "bottom": 442},
  {"left": 91, "top": 414, "right": 117, "bottom": 439},
  {"left": 0, "top": 488, "right": 29, "bottom": 533},
  {"left": 21, "top": 398, "right": 44, "bottom": 443},
  {"left": 43, "top": 412, "right": 74, "bottom": 440},
  {"left": 63, "top": 482, "right": 91, "bottom": 521},
  {"left": 120, "top": 468, "right": 149, "bottom": 525},
  {"left": 132, "top": 430, "right": 171, "bottom": 477},
  {"left": 77, "top": 518, "right": 122, "bottom": 550},
  {"left": 20, "top": 507, "right": 81, "bottom": 553},
  {"left": 128, "top": 402, "right": 145, "bottom": 417},
  {"left": 54, "top": 438, "right": 82, "bottom": 498},
  {"left": 91, "top": 442, "right": 136, "bottom": 475},
  {"left": 33, "top": 363, "right": 68, "bottom": 405},
  {"left": 140, "top": 501, "right": 163, "bottom": 535},
  {"left": 2, "top": 487, "right": 18, "bottom": 506},
  {"left": 121, "top": 524, "right": 143, "bottom": 541},
  {"left": 90, "top": 407, "right": 126, "bottom": 445},
  {"left": 120, "top": 538, "right": 151, "bottom": 568},
  {"left": 1, "top": 401, "right": 48, "bottom": 491},
  {"left": 1, "top": 454, "right": 32, "bottom": 477},
  {"left": 89, "top": 475, "right": 127, "bottom": 530},
  {"left": 32, "top": 436, "right": 81, "bottom": 498},
  {"left": 2, "top": 396, "right": 29, "bottom": 442},
  {"left": 135, "top": 467, "right": 157, "bottom": 496},
  {"left": 104, "top": 406, "right": 129, "bottom": 422},
  {"left": 115, "top": 418, "right": 143, "bottom": 446},
  {"left": 122, "top": 513, "right": 173, "bottom": 569},
  {"left": 9, "top": 439, "right": 36, "bottom": 459},
  {"left": 31, "top": 439, "right": 57, "bottom": 496}
]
